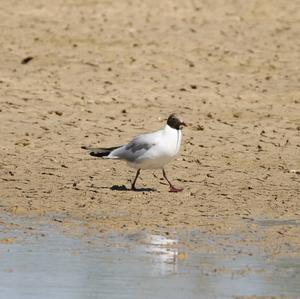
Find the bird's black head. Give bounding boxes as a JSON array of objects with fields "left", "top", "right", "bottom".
[{"left": 167, "top": 113, "right": 186, "bottom": 130}]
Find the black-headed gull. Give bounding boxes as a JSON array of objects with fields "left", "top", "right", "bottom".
[{"left": 82, "top": 114, "right": 186, "bottom": 192}]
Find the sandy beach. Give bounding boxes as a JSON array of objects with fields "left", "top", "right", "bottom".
[{"left": 0, "top": 0, "right": 299, "bottom": 258}]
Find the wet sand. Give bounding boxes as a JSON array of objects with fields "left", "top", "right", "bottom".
[{"left": 0, "top": 0, "right": 300, "bottom": 262}]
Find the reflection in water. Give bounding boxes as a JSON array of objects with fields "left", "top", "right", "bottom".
[
  {"left": 144, "top": 234, "right": 178, "bottom": 275},
  {"left": 0, "top": 220, "right": 299, "bottom": 299}
]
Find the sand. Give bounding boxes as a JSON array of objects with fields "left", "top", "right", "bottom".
[{"left": 0, "top": 0, "right": 299, "bottom": 257}]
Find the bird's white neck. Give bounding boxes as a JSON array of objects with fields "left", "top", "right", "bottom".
[{"left": 164, "top": 124, "right": 182, "bottom": 153}]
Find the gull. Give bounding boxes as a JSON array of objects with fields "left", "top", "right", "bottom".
[{"left": 82, "top": 113, "right": 186, "bottom": 192}]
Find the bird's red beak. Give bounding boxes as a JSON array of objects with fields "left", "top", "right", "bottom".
[{"left": 180, "top": 121, "right": 187, "bottom": 129}]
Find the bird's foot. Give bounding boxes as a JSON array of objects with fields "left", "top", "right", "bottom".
[{"left": 169, "top": 185, "right": 183, "bottom": 193}]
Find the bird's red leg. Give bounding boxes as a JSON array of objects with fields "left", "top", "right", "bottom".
[
  {"left": 131, "top": 169, "right": 141, "bottom": 190},
  {"left": 162, "top": 168, "right": 183, "bottom": 192}
]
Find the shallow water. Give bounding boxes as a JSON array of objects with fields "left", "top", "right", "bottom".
[
  {"left": 0, "top": 217, "right": 299, "bottom": 299},
  {"left": 255, "top": 218, "right": 300, "bottom": 227}
]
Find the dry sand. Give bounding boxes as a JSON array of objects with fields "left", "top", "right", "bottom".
[{"left": 0, "top": 0, "right": 300, "bottom": 256}]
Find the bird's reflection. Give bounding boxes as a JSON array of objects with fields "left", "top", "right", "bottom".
[{"left": 142, "top": 234, "right": 179, "bottom": 275}]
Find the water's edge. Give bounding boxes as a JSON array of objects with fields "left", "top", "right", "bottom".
[{"left": 0, "top": 214, "right": 299, "bottom": 299}]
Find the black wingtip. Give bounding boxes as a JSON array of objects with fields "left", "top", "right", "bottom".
[
  {"left": 82, "top": 145, "right": 120, "bottom": 157},
  {"left": 90, "top": 151, "right": 109, "bottom": 157}
]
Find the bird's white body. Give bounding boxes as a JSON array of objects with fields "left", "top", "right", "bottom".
[{"left": 106, "top": 124, "right": 182, "bottom": 169}]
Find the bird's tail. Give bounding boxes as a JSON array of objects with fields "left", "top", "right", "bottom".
[{"left": 81, "top": 146, "right": 120, "bottom": 158}]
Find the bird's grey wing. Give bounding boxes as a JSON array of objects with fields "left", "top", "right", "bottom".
[{"left": 110, "top": 134, "right": 157, "bottom": 161}]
